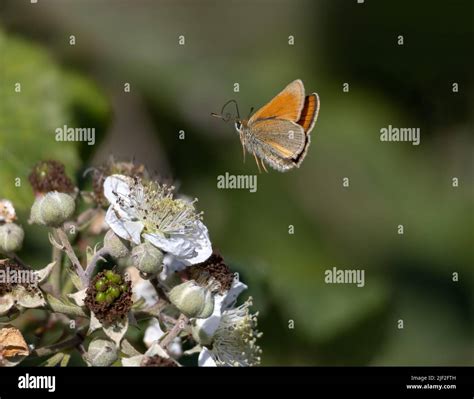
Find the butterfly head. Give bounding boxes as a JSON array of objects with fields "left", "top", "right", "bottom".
[{"left": 234, "top": 120, "right": 243, "bottom": 133}]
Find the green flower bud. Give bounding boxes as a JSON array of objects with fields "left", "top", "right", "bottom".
[
  {"left": 107, "top": 286, "right": 121, "bottom": 299},
  {"left": 86, "top": 339, "right": 118, "bottom": 367},
  {"left": 105, "top": 270, "right": 121, "bottom": 284},
  {"left": 168, "top": 280, "right": 214, "bottom": 319},
  {"left": 0, "top": 223, "right": 24, "bottom": 253},
  {"left": 95, "top": 292, "right": 107, "bottom": 303},
  {"left": 30, "top": 192, "right": 75, "bottom": 227},
  {"left": 95, "top": 278, "right": 107, "bottom": 292},
  {"left": 103, "top": 230, "right": 130, "bottom": 259},
  {"left": 131, "top": 242, "right": 163, "bottom": 277}
]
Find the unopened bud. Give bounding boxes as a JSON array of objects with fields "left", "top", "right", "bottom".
[
  {"left": 30, "top": 192, "right": 75, "bottom": 227},
  {"left": 85, "top": 339, "right": 118, "bottom": 367},
  {"left": 0, "top": 223, "right": 24, "bottom": 253},
  {"left": 168, "top": 280, "right": 214, "bottom": 319},
  {"left": 131, "top": 242, "right": 163, "bottom": 277},
  {"left": 104, "top": 230, "right": 130, "bottom": 258}
]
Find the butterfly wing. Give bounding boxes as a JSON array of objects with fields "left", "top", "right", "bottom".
[
  {"left": 297, "top": 93, "right": 319, "bottom": 135},
  {"left": 248, "top": 79, "right": 305, "bottom": 124},
  {"left": 250, "top": 119, "right": 306, "bottom": 159}
]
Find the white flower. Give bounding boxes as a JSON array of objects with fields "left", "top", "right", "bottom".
[
  {"left": 0, "top": 261, "right": 55, "bottom": 317},
  {"left": 197, "top": 297, "right": 262, "bottom": 367},
  {"left": 194, "top": 278, "right": 248, "bottom": 340},
  {"left": 103, "top": 175, "right": 212, "bottom": 265},
  {"left": 190, "top": 276, "right": 261, "bottom": 367}
]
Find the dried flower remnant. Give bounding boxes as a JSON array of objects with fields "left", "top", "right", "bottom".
[
  {"left": 186, "top": 252, "right": 235, "bottom": 294},
  {"left": 0, "top": 326, "right": 29, "bottom": 366},
  {"left": 142, "top": 354, "right": 178, "bottom": 367},
  {"left": 0, "top": 259, "right": 55, "bottom": 317},
  {"left": 28, "top": 160, "right": 75, "bottom": 195},
  {"left": 84, "top": 270, "right": 132, "bottom": 324},
  {"left": 90, "top": 160, "right": 148, "bottom": 207}
]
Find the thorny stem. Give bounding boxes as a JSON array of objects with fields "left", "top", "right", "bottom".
[
  {"left": 50, "top": 230, "right": 63, "bottom": 296},
  {"left": 85, "top": 247, "right": 109, "bottom": 280},
  {"left": 160, "top": 313, "right": 188, "bottom": 350},
  {"left": 54, "top": 228, "right": 88, "bottom": 286},
  {"left": 32, "top": 330, "right": 85, "bottom": 358}
]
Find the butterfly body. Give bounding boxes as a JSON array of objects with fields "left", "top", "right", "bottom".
[
  {"left": 236, "top": 120, "right": 305, "bottom": 172},
  {"left": 233, "top": 80, "right": 320, "bottom": 172}
]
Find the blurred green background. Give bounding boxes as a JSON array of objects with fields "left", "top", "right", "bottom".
[{"left": 0, "top": 0, "right": 473, "bottom": 365}]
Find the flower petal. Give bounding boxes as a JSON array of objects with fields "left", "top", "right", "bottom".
[
  {"left": 132, "top": 279, "right": 158, "bottom": 307},
  {"left": 144, "top": 221, "right": 212, "bottom": 266},
  {"left": 143, "top": 233, "right": 194, "bottom": 259},
  {"left": 222, "top": 280, "right": 248, "bottom": 309},
  {"left": 167, "top": 338, "right": 183, "bottom": 358},
  {"left": 103, "top": 175, "right": 132, "bottom": 207},
  {"left": 194, "top": 294, "right": 225, "bottom": 339},
  {"left": 182, "top": 221, "right": 213, "bottom": 265},
  {"left": 143, "top": 318, "right": 165, "bottom": 348},
  {"left": 105, "top": 206, "right": 143, "bottom": 245},
  {"left": 198, "top": 347, "right": 217, "bottom": 367}
]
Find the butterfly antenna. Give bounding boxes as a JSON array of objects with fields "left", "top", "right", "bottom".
[{"left": 211, "top": 99, "right": 241, "bottom": 122}]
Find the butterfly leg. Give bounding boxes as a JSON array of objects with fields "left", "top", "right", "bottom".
[
  {"left": 261, "top": 159, "right": 268, "bottom": 173},
  {"left": 239, "top": 132, "right": 246, "bottom": 164},
  {"left": 253, "top": 151, "right": 262, "bottom": 174}
]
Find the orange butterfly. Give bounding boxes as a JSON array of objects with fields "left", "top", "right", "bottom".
[{"left": 212, "top": 80, "right": 320, "bottom": 172}]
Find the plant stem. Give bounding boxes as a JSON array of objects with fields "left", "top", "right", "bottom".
[
  {"left": 161, "top": 313, "right": 188, "bottom": 349},
  {"left": 50, "top": 230, "right": 63, "bottom": 296},
  {"left": 55, "top": 228, "right": 88, "bottom": 286},
  {"left": 85, "top": 247, "right": 109, "bottom": 279},
  {"left": 32, "top": 332, "right": 85, "bottom": 358}
]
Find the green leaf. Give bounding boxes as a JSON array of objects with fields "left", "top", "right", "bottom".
[{"left": 45, "top": 293, "right": 87, "bottom": 318}]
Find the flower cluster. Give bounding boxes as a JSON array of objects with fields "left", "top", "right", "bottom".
[{"left": 0, "top": 159, "right": 262, "bottom": 367}]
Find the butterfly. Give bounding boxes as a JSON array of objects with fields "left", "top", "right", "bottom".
[{"left": 212, "top": 79, "right": 320, "bottom": 172}]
